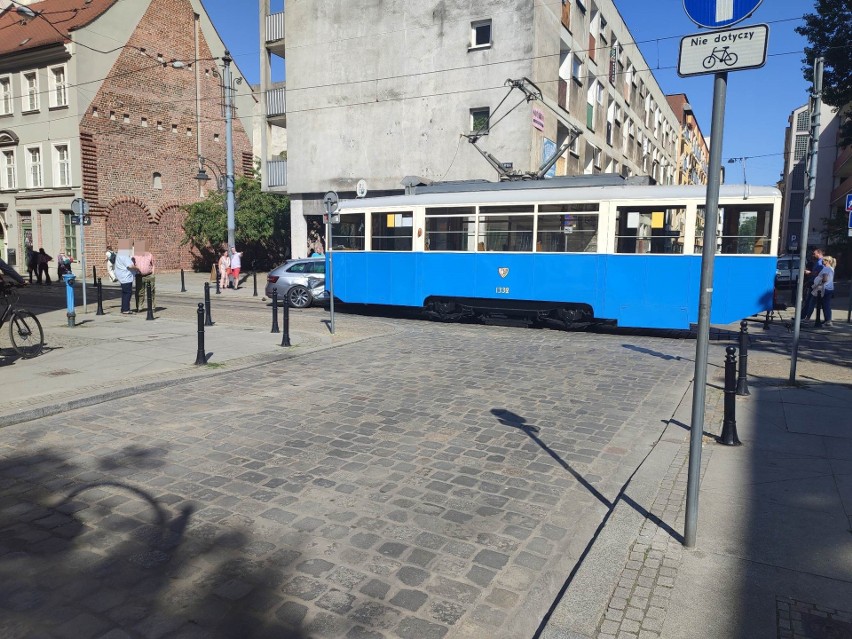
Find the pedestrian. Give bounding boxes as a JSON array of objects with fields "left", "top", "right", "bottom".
[
  {"left": 217, "top": 248, "right": 230, "bottom": 291},
  {"left": 133, "top": 245, "right": 156, "bottom": 312},
  {"left": 229, "top": 246, "right": 243, "bottom": 289},
  {"left": 57, "top": 252, "right": 73, "bottom": 280},
  {"left": 801, "top": 247, "right": 824, "bottom": 321},
  {"left": 36, "top": 248, "right": 52, "bottom": 285},
  {"left": 105, "top": 247, "right": 117, "bottom": 282},
  {"left": 813, "top": 255, "right": 836, "bottom": 328},
  {"left": 112, "top": 251, "right": 138, "bottom": 314},
  {"left": 25, "top": 248, "right": 37, "bottom": 284}
]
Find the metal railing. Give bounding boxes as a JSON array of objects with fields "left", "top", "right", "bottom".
[
  {"left": 266, "top": 12, "right": 285, "bottom": 42},
  {"left": 266, "top": 87, "right": 286, "bottom": 117},
  {"left": 268, "top": 160, "right": 287, "bottom": 188}
]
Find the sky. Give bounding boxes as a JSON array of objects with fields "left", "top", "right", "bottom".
[{"left": 201, "top": 0, "right": 815, "bottom": 188}]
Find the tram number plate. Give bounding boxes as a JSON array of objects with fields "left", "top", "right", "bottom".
[{"left": 496, "top": 287, "right": 510, "bottom": 294}]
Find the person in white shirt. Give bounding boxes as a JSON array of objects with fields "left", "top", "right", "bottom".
[
  {"left": 228, "top": 246, "right": 243, "bottom": 289},
  {"left": 112, "top": 252, "right": 138, "bottom": 314},
  {"left": 813, "top": 255, "right": 836, "bottom": 327}
]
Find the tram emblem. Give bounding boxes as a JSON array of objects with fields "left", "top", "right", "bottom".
[{"left": 498, "top": 267, "right": 509, "bottom": 278}]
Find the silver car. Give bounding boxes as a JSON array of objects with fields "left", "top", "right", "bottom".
[
  {"left": 265, "top": 258, "right": 328, "bottom": 308},
  {"left": 775, "top": 255, "right": 800, "bottom": 287}
]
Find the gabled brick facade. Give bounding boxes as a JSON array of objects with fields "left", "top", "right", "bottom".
[{"left": 79, "top": 0, "right": 253, "bottom": 269}]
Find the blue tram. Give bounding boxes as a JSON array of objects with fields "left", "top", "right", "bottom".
[{"left": 326, "top": 178, "right": 782, "bottom": 329}]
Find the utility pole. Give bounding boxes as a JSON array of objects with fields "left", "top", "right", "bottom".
[
  {"left": 790, "top": 57, "right": 824, "bottom": 382},
  {"left": 223, "top": 50, "right": 236, "bottom": 249}
]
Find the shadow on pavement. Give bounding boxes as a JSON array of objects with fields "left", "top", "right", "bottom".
[{"left": 0, "top": 446, "right": 309, "bottom": 638}]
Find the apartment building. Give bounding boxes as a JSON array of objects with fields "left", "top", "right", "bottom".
[
  {"left": 259, "top": 0, "right": 682, "bottom": 258},
  {"left": 0, "top": 0, "right": 254, "bottom": 272},
  {"left": 665, "top": 94, "right": 709, "bottom": 186},
  {"left": 778, "top": 101, "right": 841, "bottom": 256}
]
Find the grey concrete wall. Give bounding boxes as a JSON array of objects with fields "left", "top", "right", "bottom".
[{"left": 284, "top": 0, "right": 537, "bottom": 193}]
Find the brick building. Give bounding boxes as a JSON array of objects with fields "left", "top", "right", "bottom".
[{"left": 0, "top": 0, "right": 254, "bottom": 274}]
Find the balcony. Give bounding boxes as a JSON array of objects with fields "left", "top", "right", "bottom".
[
  {"left": 267, "top": 159, "right": 287, "bottom": 190},
  {"left": 265, "top": 11, "right": 285, "bottom": 56},
  {"left": 266, "top": 87, "right": 286, "bottom": 124},
  {"left": 833, "top": 144, "right": 852, "bottom": 178}
]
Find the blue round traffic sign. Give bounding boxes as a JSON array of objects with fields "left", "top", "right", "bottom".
[{"left": 683, "top": 0, "right": 763, "bottom": 29}]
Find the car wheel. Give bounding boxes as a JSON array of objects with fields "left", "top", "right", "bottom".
[{"left": 288, "top": 285, "right": 312, "bottom": 308}]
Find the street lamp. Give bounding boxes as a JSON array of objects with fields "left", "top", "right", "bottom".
[{"left": 194, "top": 156, "right": 227, "bottom": 192}]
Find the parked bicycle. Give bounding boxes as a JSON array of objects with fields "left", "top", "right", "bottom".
[
  {"left": 702, "top": 46, "right": 739, "bottom": 69},
  {"left": 1, "top": 283, "right": 44, "bottom": 358}
]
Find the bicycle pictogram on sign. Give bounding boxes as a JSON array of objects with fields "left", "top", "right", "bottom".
[{"left": 702, "top": 46, "right": 739, "bottom": 69}]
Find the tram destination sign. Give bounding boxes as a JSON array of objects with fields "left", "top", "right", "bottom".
[{"left": 678, "top": 23, "right": 768, "bottom": 77}]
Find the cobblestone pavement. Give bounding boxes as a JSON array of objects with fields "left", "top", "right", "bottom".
[
  {"left": 552, "top": 312, "right": 852, "bottom": 639},
  {"left": 0, "top": 318, "right": 698, "bottom": 638}
]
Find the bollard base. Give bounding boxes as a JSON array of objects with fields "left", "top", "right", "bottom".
[
  {"left": 736, "top": 380, "right": 750, "bottom": 396},
  {"left": 67, "top": 312, "right": 76, "bottom": 328},
  {"left": 717, "top": 420, "right": 742, "bottom": 446}
]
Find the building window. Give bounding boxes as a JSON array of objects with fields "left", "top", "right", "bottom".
[
  {"left": 21, "top": 71, "right": 39, "bottom": 112},
  {"left": 0, "top": 76, "right": 12, "bottom": 116},
  {"left": 26, "top": 145, "right": 42, "bottom": 187},
  {"left": 796, "top": 110, "right": 809, "bottom": 132},
  {"left": 63, "top": 212, "right": 78, "bottom": 260},
  {"left": 53, "top": 143, "right": 71, "bottom": 187},
  {"left": 48, "top": 65, "right": 67, "bottom": 108},
  {"left": 793, "top": 134, "right": 809, "bottom": 161},
  {"left": 1, "top": 149, "right": 15, "bottom": 190},
  {"left": 152, "top": 172, "right": 162, "bottom": 189},
  {"left": 470, "top": 107, "right": 490, "bottom": 134},
  {"left": 572, "top": 54, "right": 583, "bottom": 82},
  {"left": 470, "top": 19, "right": 492, "bottom": 49}
]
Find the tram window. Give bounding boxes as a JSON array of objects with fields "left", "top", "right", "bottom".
[
  {"left": 331, "top": 213, "right": 365, "bottom": 250},
  {"left": 719, "top": 205, "right": 772, "bottom": 254},
  {"left": 426, "top": 207, "right": 476, "bottom": 251},
  {"left": 478, "top": 215, "right": 534, "bottom": 251},
  {"left": 537, "top": 214, "right": 598, "bottom": 252},
  {"left": 371, "top": 211, "right": 413, "bottom": 251},
  {"left": 615, "top": 206, "right": 685, "bottom": 254}
]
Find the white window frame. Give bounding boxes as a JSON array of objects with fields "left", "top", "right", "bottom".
[
  {"left": 1, "top": 148, "right": 16, "bottom": 190},
  {"left": 21, "top": 70, "right": 39, "bottom": 112},
  {"left": 571, "top": 54, "right": 583, "bottom": 82},
  {"left": 25, "top": 144, "right": 43, "bottom": 188},
  {"left": 470, "top": 107, "right": 490, "bottom": 134},
  {"left": 470, "top": 19, "right": 492, "bottom": 50},
  {"left": 48, "top": 64, "right": 68, "bottom": 108},
  {"left": 52, "top": 141, "right": 71, "bottom": 187},
  {"left": 0, "top": 75, "right": 12, "bottom": 116}
]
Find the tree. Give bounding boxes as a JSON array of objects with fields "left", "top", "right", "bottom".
[
  {"left": 796, "top": 0, "right": 852, "bottom": 145},
  {"left": 182, "top": 174, "right": 290, "bottom": 271}
]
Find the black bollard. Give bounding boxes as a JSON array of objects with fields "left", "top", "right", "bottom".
[
  {"left": 216, "top": 266, "right": 221, "bottom": 294},
  {"left": 194, "top": 303, "right": 207, "bottom": 365},
  {"left": 271, "top": 288, "right": 280, "bottom": 333},
  {"left": 717, "top": 346, "right": 742, "bottom": 446},
  {"left": 253, "top": 269, "right": 258, "bottom": 297},
  {"left": 736, "top": 320, "right": 750, "bottom": 396},
  {"left": 180, "top": 268, "right": 186, "bottom": 293},
  {"left": 92, "top": 264, "right": 97, "bottom": 286},
  {"left": 96, "top": 277, "right": 105, "bottom": 315},
  {"left": 146, "top": 281, "right": 155, "bottom": 320},
  {"left": 762, "top": 310, "right": 771, "bottom": 331},
  {"left": 281, "top": 296, "right": 291, "bottom": 347},
  {"left": 204, "top": 282, "right": 214, "bottom": 326}
]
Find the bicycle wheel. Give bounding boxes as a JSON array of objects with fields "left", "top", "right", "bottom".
[
  {"left": 9, "top": 310, "right": 44, "bottom": 358},
  {"left": 702, "top": 55, "right": 716, "bottom": 69}
]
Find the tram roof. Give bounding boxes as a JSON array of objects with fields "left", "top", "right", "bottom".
[{"left": 338, "top": 182, "right": 782, "bottom": 210}]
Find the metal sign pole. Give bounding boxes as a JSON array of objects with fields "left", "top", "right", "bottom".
[
  {"left": 684, "top": 71, "right": 728, "bottom": 548},
  {"left": 790, "top": 57, "right": 823, "bottom": 381},
  {"left": 323, "top": 192, "right": 339, "bottom": 335},
  {"left": 80, "top": 215, "right": 87, "bottom": 313}
]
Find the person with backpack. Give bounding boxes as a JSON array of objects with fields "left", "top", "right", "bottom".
[{"left": 36, "top": 248, "right": 52, "bottom": 285}]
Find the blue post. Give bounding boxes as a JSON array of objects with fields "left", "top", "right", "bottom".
[{"left": 63, "top": 273, "right": 77, "bottom": 327}]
